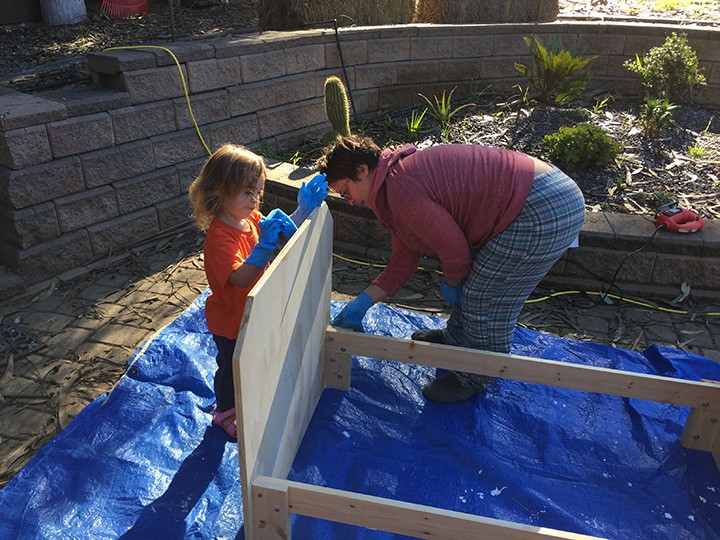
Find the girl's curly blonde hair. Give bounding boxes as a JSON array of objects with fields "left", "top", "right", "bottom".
[{"left": 188, "top": 144, "right": 266, "bottom": 231}]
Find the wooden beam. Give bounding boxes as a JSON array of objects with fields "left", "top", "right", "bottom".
[
  {"left": 253, "top": 476, "right": 605, "bottom": 540},
  {"left": 325, "top": 327, "right": 720, "bottom": 409}
]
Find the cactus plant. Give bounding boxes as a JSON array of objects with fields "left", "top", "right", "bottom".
[{"left": 324, "top": 76, "right": 351, "bottom": 137}]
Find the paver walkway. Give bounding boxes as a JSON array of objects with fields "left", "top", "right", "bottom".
[{"left": 1, "top": 225, "right": 719, "bottom": 488}]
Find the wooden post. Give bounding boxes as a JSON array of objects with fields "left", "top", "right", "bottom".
[{"left": 252, "top": 477, "right": 291, "bottom": 540}]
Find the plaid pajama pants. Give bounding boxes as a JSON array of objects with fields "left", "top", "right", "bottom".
[{"left": 443, "top": 168, "right": 585, "bottom": 386}]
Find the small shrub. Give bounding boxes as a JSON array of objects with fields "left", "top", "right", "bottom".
[
  {"left": 543, "top": 123, "right": 621, "bottom": 171},
  {"left": 638, "top": 96, "right": 677, "bottom": 138},
  {"left": 514, "top": 35, "right": 597, "bottom": 105},
  {"left": 624, "top": 32, "right": 706, "bottom": 103}
]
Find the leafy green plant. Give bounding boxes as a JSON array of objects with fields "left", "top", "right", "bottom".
[
  {"left": 623, "top": 32, "right": 706, "bottom": 103},
  {"left": 649, "top": 190, "right": 675, "bottom": 208},
  {"left": 688, "top": 145, "right": 706, "bottom": 159},
  {"left": 543, "top": 123, "right": 621, "bottom": 171},
  {"left": 688, "top": 114, "right": 714, "bottom": 158},
  {"left": 405, "top": 108, "right": 428, "bottom": 139},
  {"left": 419, "top": 87, "right": 475, "bottom": 133},
  {"left": 514, "top": 35, "right": 597, "bottom": 105},
  {"left": 638, "top": 96, "right": 678, "bottom": 138},
  {"left": 592, "top": 96, "right": 613, "bottom": 114}
]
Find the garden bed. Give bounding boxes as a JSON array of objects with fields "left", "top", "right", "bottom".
[{"left": 291, "top": 92, "right": 720, "bottom": 220}]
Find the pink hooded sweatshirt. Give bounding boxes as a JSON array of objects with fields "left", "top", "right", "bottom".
[{"left": 369, "top": 143, "right": 535, "bottom": 295}]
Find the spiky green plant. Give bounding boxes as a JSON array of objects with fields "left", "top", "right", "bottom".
[
  {"left": 514, "top": 35, "right": 597, "bottom": 105},
  {"left": 405, "top": 108, "right": 428, "bottom": 139},
  {"left": 419, "top": 87, "right": 474, "bottom": 133},
  {"left": 323, "top": 76, "right": 351, "bottom": 137}
]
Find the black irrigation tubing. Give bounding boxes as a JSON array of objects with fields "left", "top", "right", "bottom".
[{"left": 302, "top": 18, "right": 359, "bottom": 123}]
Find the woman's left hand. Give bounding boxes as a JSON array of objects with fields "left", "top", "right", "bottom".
[{"left": 441, "top": 279, "right": 465, "bottom": 305}]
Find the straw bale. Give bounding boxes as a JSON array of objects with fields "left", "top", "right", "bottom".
[
  {"left": 413, "top": 0, "right": 442, "bottom": 23},
  {"left": 443, "top": 0, "right": 559, "bottom": 23},
  {"left": 288, "top": 0, "right": 415, "bottom": 26}
]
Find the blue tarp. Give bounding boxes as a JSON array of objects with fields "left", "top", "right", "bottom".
[{"left": 1, "top": 290, "right": 719, "bottom": 539}]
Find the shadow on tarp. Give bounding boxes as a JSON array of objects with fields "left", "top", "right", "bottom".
[{"left": 1, "top": 291, "right": 719, "bottom": 539}]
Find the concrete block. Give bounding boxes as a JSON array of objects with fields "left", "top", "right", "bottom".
[
  {"left": 81, "top": 140, "right": 156, "bottom": 188},
  {"left": 378, "top": 85, "right": 423, "bottom": 110},
  {"left": 285, "top": 44, "right": 326, "bottom": 75},
  {"left": 240, "top": 49, "right": 287, "bottom": 83},
  {"left": 46, "top": 113, "right": 114, "bottom": 158},
  {"left": 228, "top": 80, "right": 278, "bottom": 116},
  {"left": 151, "top": 129, "right": 210, "bottom": 169},
  {"left": 481, "top": 57, "right": 526, "bottom": 79},
  {"left": 452, "top": 35, "right": 494, "bottom": 58},
  {"left": 275, "top": 72, "right": 326, "bottom": 106},
  {"left": 156, "top": 194, "right": 192, "bottom": 230},
  {"left": 175, "top": 158, "right": 205, "bottom": 193},
  {"left": 651, "top": 253, "right": 720, "bottom": 290},
  {"left": 145, "top": 42, "right": 216, "bottom": 67},
  {"left": 110, "top": 101, "right": 177, "bottom": 144},
  {"left": 173, "top": 90, "right": 230, "bottom": 129},
  {"left": 351, "top": 88, "right": 379, "bottom": 115},
  {"left": 0, "top": 156, "right": 83, "bottom": 209},
  {"left": 410, "top": 37, "right": 453, "bottom": 60},
  {"left": 565, "top": 247, "right": 656, "bottom": 284},
  {"left": 578, "top": 32, "right": 627, "bottom": 56},
  {"left": 334, "top": 209, "right": 391, "bottom": 251},
  {"left": 325, "top": 40, "right": 368, "bottom": 68},
  {"left": 368, "top": 38, "right": 410, "bottom": 63},
  {"left": 35, "top": 87, "right": 132, "bottom": 118},
  {"left": 492, "top": 34, "right": 528, "bottom": 56},
  {"left": 437, "top": 59, "right": 482, "bottom": 82},
  {"left": 0, "top": 229, "right": 93, "bottom": 282},
  {"left": 210, "top": 34, "right": 271, "bottom": 58},
  {"left": 257, "top": 99, "right": 325, "bottom": 140},
  {"left": 87, "top": 207, "right": 160, "bottom": 256},
  {"left": 207, "top": 115, "right": 260, "bottom": 150},
  {"left": 187, "top": 57, "right": 242, "bottom": 93},
  {"left": 113, "top": 167, "right": 181, "bottom": 214},
  {"left": 122, "top": 65, "right": 189, "bottom": 104},
  {"left": 0, "top": 124, "right": 52, "bottom": 169},
  {"left": 55, "top": 186, "right": 119, "bottom": 233},
  {"left": 398, "top": 61, "right": 440, "bottom": 84},
  {"left": 0, "top": 202, "right": 59, "bottom": 249},
  {"left": 0, "top": 88, "right": 67, "bottom": 131},
  {"left": 86, "top": 49, "right": 157, "bottom": 75},
  {"left": 623, "top": 33, "right": 666, "bottom": 57},
  {"left": 354, "top": 64, "right": 397, "bottom": 90}
]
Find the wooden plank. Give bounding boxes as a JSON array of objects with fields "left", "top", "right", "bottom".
[
  {"left": 233, "top": 204, "right": 333, "bottom": 540},
  {"left": 253, "top": 476, "right": 605, "bottom": 540},
  {"left": 325, "top": 328, "right": 720, "bottom": 409}
]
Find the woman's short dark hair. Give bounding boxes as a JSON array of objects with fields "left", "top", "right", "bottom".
[{"left": 316, "top": 134, "right": 382, "bottom": 183}]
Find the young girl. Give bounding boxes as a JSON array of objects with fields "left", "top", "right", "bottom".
[{"left": 189, "top": 143, "right": 327, "bottom": 438}]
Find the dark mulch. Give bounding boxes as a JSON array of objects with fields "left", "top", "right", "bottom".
[{"left": 289, "top": 91, "right": 720, "bottom": 220}]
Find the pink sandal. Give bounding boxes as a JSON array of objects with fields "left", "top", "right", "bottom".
[{"left": 212, "top": 407, "right": 237, "bottom": 439}]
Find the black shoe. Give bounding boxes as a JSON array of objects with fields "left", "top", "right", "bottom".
[
  {"left": 422, "top": 372, "right": 486, "bottom": 404},
  {"left": 411, "top": 328, "right": 445, "bottom": 344}
]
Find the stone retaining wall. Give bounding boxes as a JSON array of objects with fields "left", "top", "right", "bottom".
[{"left": 1, "top": 21, "right": 719, "bottom": 300}]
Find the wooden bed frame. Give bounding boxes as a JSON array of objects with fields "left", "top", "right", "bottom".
[{"left": 232, "top": 204, "right": 720, "bottom": 540}]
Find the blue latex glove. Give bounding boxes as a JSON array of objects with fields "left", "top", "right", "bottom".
[
  {"left": 291, "top": 173, "right": 328, "bottom": 225},
  {"left": 244, "top": 216, "right": 284, "bottom": 268},
  {"left": 266, "top": 208, "right": 298, "bottom": 239},
  {"left": 441, "top": 279, "right": 465, "bottom": 305},
  {"left": 331, "top": 291, "right": 375, "bottom": 332}
]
